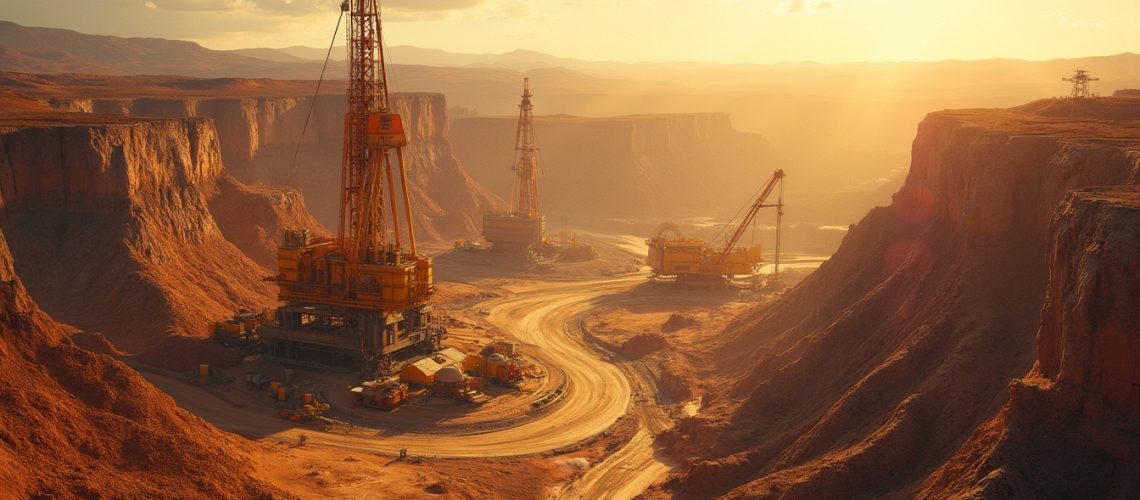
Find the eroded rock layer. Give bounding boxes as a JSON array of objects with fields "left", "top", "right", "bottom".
[
  {"left": 0, "top": 114, "right": 320, "bottom": 362},
  {"left": 450, "top": 113, "right": 772, "bottom": 221},
  {"left": 0, "top": 223, "right": 283, "bottom": 498},
  {"left": 919, "top": 186, "right": 1140, "bottom": 499},
  {"left": 663, "top": 98, "right": 1140, "bottom": 498},
  {"left": 52, "top": 89, "right": 502, "bottom": 243}
]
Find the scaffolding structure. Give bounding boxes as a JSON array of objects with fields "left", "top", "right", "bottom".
[{"left": 1063, "top": 69, "right": 1099, "bottom": 99}]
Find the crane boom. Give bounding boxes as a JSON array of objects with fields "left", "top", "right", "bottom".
[{"left": 718, "top": 169, "right": 785, "bottom": 263}]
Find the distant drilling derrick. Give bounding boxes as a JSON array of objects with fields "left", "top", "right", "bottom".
[
  {"left": 1063, "top": 69, "right": 1099, "bottom": 99},
  {"left": 263, "top": 0, "right": 441, "bottom": 374},
  {"left": 512, "top": 78, "right": 540, "bottom": 218},
  {"left": 482, "top": 78, "right": 546, "bottom": 253}
]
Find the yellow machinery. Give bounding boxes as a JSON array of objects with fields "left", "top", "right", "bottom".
[
  {"left": 482, "top": 78, "right": 546, "bottom": 252},
  {"left": 212, "top": 308, "right": 273, "bottom": 346},
  {"left": 352, "top": 378, "right": 409, "bottom": 411},
  {"left": 260, "top": 1, "right": 443, "bottom": 374},
  {"left": 648, "top": 170, "right": 785, "bottom": 282}
]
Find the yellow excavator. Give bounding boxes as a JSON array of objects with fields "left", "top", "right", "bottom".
[{"left": 647, "top": 169, "right": 785, "bottom": 284}]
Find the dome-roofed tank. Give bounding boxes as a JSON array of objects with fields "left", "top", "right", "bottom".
[
  {"left": 435, "top": 365, "right": 465, "bottom": 384},
  {"left": 487, "top": 353, "right": 507, "bottom": 365}
]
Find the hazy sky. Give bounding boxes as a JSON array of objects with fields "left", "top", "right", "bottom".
[{"left": 3, "top": 0, "right": 1139, "bottom": 63}]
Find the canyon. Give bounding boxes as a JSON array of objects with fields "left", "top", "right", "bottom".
[
  {"left": 2, "top": 71, "right": 503, "bottom": 244},
  {"left": 655, "top": 97, "right": 1140, "bottom": 498},
  {"left": 1, "top": 21, "right": 1138, "bottom": 496},
  {"left": 450, "top": 113, "right": 773, "bottom": 223}
]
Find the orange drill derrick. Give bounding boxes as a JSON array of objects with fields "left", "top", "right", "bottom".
[
  {"left": 481, "top": 78, "right": 545, "bottom": 251},
  {"left": 511, "top": 78, "right": 540, "bottom": 218},
  {"left": 267, "top": 0, "right": 439, "bottom": 372}
]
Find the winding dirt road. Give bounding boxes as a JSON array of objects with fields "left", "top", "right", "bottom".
[{"left": 148, "top": 275, "right": 644, "bottom": 455}]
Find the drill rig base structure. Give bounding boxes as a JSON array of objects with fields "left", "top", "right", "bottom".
[
  {"left": 261, "top": 0, "right": 442, "bottom": 374},
  {"left": 647, "top": 170, "right": 785, "bottom": 284},
  {"left": 482, "top": 78, "right": 546, "bottom": 254}
]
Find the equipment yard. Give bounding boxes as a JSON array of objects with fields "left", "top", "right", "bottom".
[{"left": 137, "top": 257, "right": 727, "bottom": 497}]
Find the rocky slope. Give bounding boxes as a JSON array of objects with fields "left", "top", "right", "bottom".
[
  {"left": 0, "top": 215, "right": 283, "bottom": 497},
  {"left": 0, "top": 113, "right": 321, "bottom": 363},
  {"left": 450, "top": 113, "right": 772, "bottom": 222},
  {"left": 919, "top": 186, "right": 1140, "bottom": 499},
  {"left": 661, "top": 98, "right": 1140, "bottom": 498}
]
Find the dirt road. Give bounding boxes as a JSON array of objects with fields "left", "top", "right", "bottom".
[
  {"left": 148, "top": 275, "right": 645, "bottom": 457},
  {"left": 559, "top": 360, "right": 676, "bottom": 499}
]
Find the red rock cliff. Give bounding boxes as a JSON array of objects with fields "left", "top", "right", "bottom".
[
  {"left": 0, "top": 114, "right": 319, "bottom": 361},
  {"left": 56, "top": 91, "right": 502, "bottom": 244},
  {"left": 661, "top": 99, "right": 1140, "bottom": 498},
  {"left": 919, "top": 186, "right": 1140, "bottom": 499},
  {"left": 1036, "top": 188, "right": 1140, "bottom": 413}
]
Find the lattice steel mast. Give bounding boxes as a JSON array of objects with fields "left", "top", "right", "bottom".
[
  {"left": 1063, "top": 69, "right": 1099, "bottom": 99},
  {"left": 510, "top": 78, "right": 540, "bottom": 218}
]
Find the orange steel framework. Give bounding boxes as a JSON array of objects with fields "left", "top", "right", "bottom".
[
  {"left": 511, "top": 78, "right": 540, "bottom": 218},
  {"left": 263, "top": 0, "right": 440, "bottom": 372},
  {"left": 482, "top": 78, "right": 546, "bottom": 251}
]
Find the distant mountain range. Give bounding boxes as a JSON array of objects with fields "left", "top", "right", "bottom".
[
  {"left": 229, "top": 45, "right": 581, "bottom": 69},
  {"left": 0, "top": 21, "right": 331, "bottom": 79},
  {"left": 4, "top": 19, "right": 1139, "bottom": 194},
  {"left": 7, "top": 20, "right": 1139, "bottom": 93}
]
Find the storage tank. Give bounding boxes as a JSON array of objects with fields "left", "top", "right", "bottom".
[{"left": 435, "top": 365, "right": 465, "bottom": 385}]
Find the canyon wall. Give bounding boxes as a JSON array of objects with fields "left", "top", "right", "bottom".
[
  {"left": 919, "top": 186, "right": 1140, "bottom": 499},
  {"left": 450, "top": 113, "right": 772, "bottom": 223},
  {"left": 661, "top": 99, "right": 1140, "bottom": 498},
  {"left": 0, "top": 115, "right": 319, "bottom": 362},
  {"left": 53, "top": 92, "right": 503, "bottom": 244},
  {"left": 0, "top": 212, "right": 281, "bottom": 497}
]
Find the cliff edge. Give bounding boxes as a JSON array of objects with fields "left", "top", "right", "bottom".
[
  {"left": 660, "top": 98, "right": 1140, "bottom": 498},
  {"left": 919, "top": 186, "right": 1140, "bottom": 499},
  {"left": 0, "top": 112, "right": 323, "bottom": 365}
]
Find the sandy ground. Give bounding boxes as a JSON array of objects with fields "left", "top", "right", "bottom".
[{"left": 137, "top": 237, "right": 819, "bottom": 498}]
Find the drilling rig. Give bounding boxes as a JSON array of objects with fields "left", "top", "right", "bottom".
[
  {"left": 482, "top": 78, "right": 546, "bottom": 253},
  {"left": 647, "top": 169, "right": 785, "bottom": 285},
  {"left": 260, "top": 0, "right": 442, "bottom": 374}
]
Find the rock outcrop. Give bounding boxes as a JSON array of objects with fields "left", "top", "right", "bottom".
[
  {"left": 0, "top": 217, "right": 282, "bottom": 497},
  {"left": 0, "top": 114, "right": 320, "bottom": 362},
  {"left": 450, "top": 113, "right": 772, "bottom": 221},
  {"left": 661, "top": 98, "right": 1140, "bottom": 498},
  {"left": 919, "top": 186, "right": 1140, "bottom": 499},
  {"left": 209, "top": 175, "right": 327, "bottom": 270}
]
